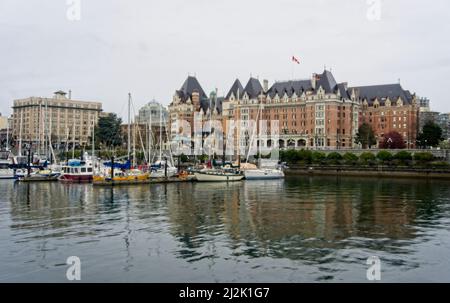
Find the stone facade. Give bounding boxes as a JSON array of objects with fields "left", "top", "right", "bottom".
[
  {"left": 12, "top": 91, "right": 102, "bottom": 148},
  {"left": 168, "top": 71, "right": 421, "bottom": 153},
  {"left": 351, "top": 84, "right": 420, "bottom": 148}
]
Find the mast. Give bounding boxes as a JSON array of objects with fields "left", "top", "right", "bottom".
[
  {"left": 148, "top": 106, "right": 152, "bottom": 164},
  {"left": 18, "top": 110, "right": 23, "bottom": 156},
  {"left": 133, "top": 115, "right": 136, "bottom": 168},
  {"left": 91, "top": 119, "right": 95, "bottom": 159},
  {"left": 38, "top": 101, "right": 42, "bottom": 155},
  {"left": 6, "top": 115, "right": 9, "bottom": 151},
  {"left": 128, "top": 93, "right": 131, "bottom": 161},
  {"left": 237, "top": 88, "right": 241, "bottom": 168},
  {"left": 48, "top": 109, "right": 52, "bottom": 163},
  {"left": 45, "top": 99, "right": 48, "bottom": 159},
  {"left": 159, "top": 105, "right": 162, "bottom": 161},
  {"left": 72, "top": 121, "right": 75, "bottom": 159},
  {"left": 245, "top": 90, "right": 263, "bottom": 163}
]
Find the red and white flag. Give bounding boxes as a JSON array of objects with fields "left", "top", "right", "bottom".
[{"left": 292, "top": 56, "right": 300, "bottom": 64}]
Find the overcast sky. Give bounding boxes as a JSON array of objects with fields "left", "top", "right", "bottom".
[{"left": 1, "top": 0, "right": 450, "bottom": 119}]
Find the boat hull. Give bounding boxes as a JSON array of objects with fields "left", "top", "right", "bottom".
[
  {"left": 194, "top": 172, "right": 244, "bottom": 182},
  {"left": 0, "top": 169, "right": 16, "bottom": 179},
  {"left": 59, "top": 174, "right": 93, "bottom": 183},
  {"left": 244, "top": 169, "right": 285, "bottom": 180}
]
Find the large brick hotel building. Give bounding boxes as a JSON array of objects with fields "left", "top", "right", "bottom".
[{"left": 168, "top": 70, "right": 419, "bottom": 151}]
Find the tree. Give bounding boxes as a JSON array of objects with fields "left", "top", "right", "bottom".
[
  {"left": 355, "top": 123, "right": 377, "bottom": 149},
  {"left": 95, "top": 113, "right": 123, "bottom": 148},
  {"left": 417, "top": 121, "right": 443, "bottom": 148},
  {"left": 379, "top": 131, "right": 406, "bottom": 149}
]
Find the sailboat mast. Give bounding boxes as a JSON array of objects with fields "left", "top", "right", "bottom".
[
  {"left": 72, "top": 121, "right": 75, "bottom": 159},
  {"left": 148, "top": 107, "right": 152, "bottom": 164},
  {"left": 159, "top": 105, "right": 162, "bottom": 161},
  {"left": 128, "top": 93, "right": 131, "bottom": 161},
  {"left": 92, "top": 119, "right": 95, "bottom": 159},
  {"left": 6, "top": 115, "right": 9, "bottom": 151},
  {"left": 18, "top": 110, "right": 23, "bottom": 156},
  {"left": 237, "top": 88, "right": 241, "bottom": 168},
  {"left": 133, "top": 116, "right": 136, "bottom": 168}
]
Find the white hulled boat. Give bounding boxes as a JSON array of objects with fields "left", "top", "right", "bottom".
[
  {"left": 243, "top": 159, "right": 285, "bottom": 180},
  {"left": 0, "top": 151, "right": 15, "bottom": 179},
  {"left": 194, "top": 167, "right": 244, "bottom": 182}
]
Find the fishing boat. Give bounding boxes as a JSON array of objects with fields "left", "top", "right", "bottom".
[
  {"left": 194, "top": 167, "right": 244, "bottom": 182},
  {"left": 59, "top": 157, "right": 94, "bottom": 183}
]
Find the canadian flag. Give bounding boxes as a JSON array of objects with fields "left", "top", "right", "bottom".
[{"left": 292, "top": 56, "right": 300, "bottom": 64}]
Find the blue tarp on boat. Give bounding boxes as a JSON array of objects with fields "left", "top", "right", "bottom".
[{"left": 103, "top": 160, "right": 131, "bottom": 170}]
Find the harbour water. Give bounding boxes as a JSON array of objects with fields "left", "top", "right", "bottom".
[{"left": 1, "top": 176, "right": 450, "bottom": 282}]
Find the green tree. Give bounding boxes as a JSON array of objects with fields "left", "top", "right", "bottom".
[
  {"left": 417, "top": 121, "right": 444, "bottom": 148},
  {"left": 355, "top": 123, "right": 377, "bottom": 149},
  {"left": 95, "top": 113, "right": 123, "bottom": 148}
]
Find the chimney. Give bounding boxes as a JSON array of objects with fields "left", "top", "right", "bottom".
[
  {"left": 263, "top": 79, "right": 269, "bottom": 92},
  {"left": 311, "top": 73, "right": 317, "bottom": 90},
  {"left": 68, "top": 90, "right": 72, "bottom": 99}
]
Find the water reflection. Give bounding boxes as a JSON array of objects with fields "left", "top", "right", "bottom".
[{"left": 1, "top": 176, "right": 450, "bottom": 282}]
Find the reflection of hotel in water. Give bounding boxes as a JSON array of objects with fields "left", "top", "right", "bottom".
[
  {"left": 5, "top": 179, "right": 442, "bottom": 263},
  {"left": 163, "top": 179, "right": 422, "bottom": 253}
]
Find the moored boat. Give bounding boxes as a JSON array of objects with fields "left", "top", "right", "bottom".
[
  {"left": 194, "top": 168, "right": 244, "bottom": 182},
  {"left": 59, "top": 158, "right": 94, "bottom": 183},
  {"left": 93, "top": 169, "right": 150, "bottom": 186},
  {"left": 0, "top": 151, "right": 15, "bottom": 180},
  {"left": 243, "top": 168, "right": 285, "bottom": 180},
  {"left": 18, "top": 169, "right": 60, "bottom": 182}
]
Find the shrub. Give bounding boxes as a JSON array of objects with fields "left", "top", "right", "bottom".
[
  {"left": 360, "top": 152, "right": 376, "bottom": 165},
  {"left": 280, "top": 149, "right": 312, "bottom": 164},
  {"left": 312, "top": 151, "right": 327, "bottom": 164},
  {"left": 430, "top": 161, "right": 450, "bottom": 168},
  {"left": 377, "top": 151, "right": 393, "bottom": 163},
  {"left": 343, "top": 152, "right": 358, "bottom": 165},
  {"left": 298, "top": 149, "right": 313, "bottom": 164},
  {"left": 327, "top": 152, "right": 343, "bottom": 164},
  {"left": 395, "top": 151, "right": 412, "bottom": 161},
  {"left": 413, "top": 152, "right": 434, "bottom": 163}
]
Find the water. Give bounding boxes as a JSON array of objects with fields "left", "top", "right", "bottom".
[{"left": 1, "top": 176, "right": 450, "bottom": 282}]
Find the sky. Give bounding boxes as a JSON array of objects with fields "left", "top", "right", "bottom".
[{"left": 1, "top": 0, "right": 450, "bottom": 119}]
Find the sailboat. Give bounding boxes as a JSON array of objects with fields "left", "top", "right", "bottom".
[
  {"left": 0, "top": 120, "right": 15, "bottom": 179},
  {"left": 149, "top": 103, "right": 177, "bottom": 178},
  {"left": 194, "top": 89, "right": 244, "bottom": 182},
  {"left": 242, "top": 90, "right": 285, "bottom": 180},
  {"left": 0, "top": 151, "right": 15, "bottom": 179}
]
